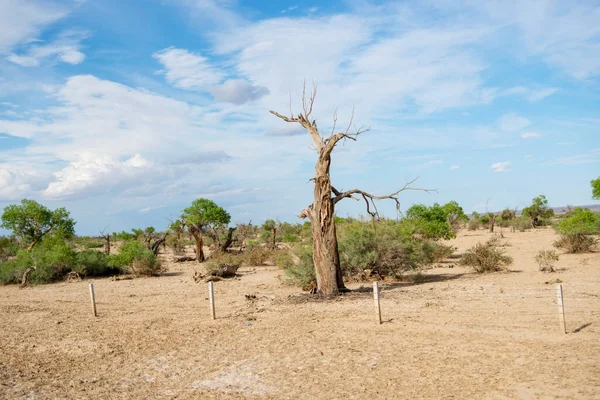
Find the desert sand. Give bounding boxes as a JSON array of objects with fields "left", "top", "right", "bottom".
[{"left": 1, "top": 228, "right": 599, "bottom": 399}]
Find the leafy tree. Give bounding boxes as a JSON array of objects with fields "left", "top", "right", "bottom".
[
  {"left": 261, "top": 219, "right": 279, "bottom": 249},
  {"left": 1, "top": 199, "right": 75, "bottom": 250},
  {"left": 405, "top": 203, "right": 455, "bottom": 240},
  {"left": 181, "top": 198, "right": 231, "bottom": 262},
  {"left": 592, "top": 177, "right": 600, "bottom": 200},
  {"left": 522, "top": 195, "right": 554, "bottom": 227},
  {"left": 441, "top": 201, "right": 468, "bottom": 232}
]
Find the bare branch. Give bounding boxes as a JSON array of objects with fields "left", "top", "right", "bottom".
[
  {"left": 332, "top": 177, "right": 437, "bottom": 218},
  {"left": 330, "top": 109, "right": 338, "bottom": 137}
]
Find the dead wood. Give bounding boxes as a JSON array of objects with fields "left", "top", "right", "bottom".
[
  {"left": 174, "top": 256, "right": 196, "bottom": 263},
  {"left": 20, "top": 266, "right": 36, "bottom": 288}
]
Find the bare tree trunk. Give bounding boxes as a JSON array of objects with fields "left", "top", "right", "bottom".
[
  {"left": 151, "top": 235, "right": 167, "bottom": 255},
  {"left": 220, "top": 227, "right": 236, "bottom": 252},
  {"left": 104, "top": 234, "right": 111, "bottom": 255},
  {"left": 27, "top": 240, "right": 37, "bottom": 251},
  {"left": 144, "top": 234, "right": 152, "bottom": 250},
  {"left": 20, "top": 266, "right": 36, "bottom": 288},
  {"left": 190, "top": 230, "right": 205, "bottom": 263},
  {"left": 308, "top": 151, "right": 346, "bottom": 295}
]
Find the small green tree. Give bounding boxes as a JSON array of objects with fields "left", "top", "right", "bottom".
[
  {"left": 405, "top": 203, "right": 455, "bottom": 240},
  {"left": 1, "top": 199, "right": 75, "bottom": 250},
  {"left": 261, "top": 219, "right": 279, "bottom": 249},
  {"left": 522, "top": 195, "right": 554, "bottom": 227},
  {"left": 143, "top": 226, "right": 155, "bottom": 249},
  {"left": 592, "top": 177, "right": 600, "bottom": 200},
  {"left": 441, "top": 201, "right": 468, "bottom": 233},
  {"left": 181, "top": 198, "right": 231, "bottom": 262}
]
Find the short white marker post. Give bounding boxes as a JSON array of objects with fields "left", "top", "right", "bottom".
[
  {"left": 208, "top": 281, "right": 216, "bottom": 320},
  {"left": 373, "top": 281, "right": 381, "bottom": 325},
  {"left": 556, "top": 284, "right": 566, "bottom": 334},
  {"left": 89, "top": 283, "right": 97, "bottom": 317}
]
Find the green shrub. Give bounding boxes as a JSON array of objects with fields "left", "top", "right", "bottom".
[
  {"left": 0, "top": 237, "right": 19, "bottom": 262},
  {"left": 405, "top": 203, "right": 456, "bottom": 240},
  {"left": 283, "top": 245, "right": 316, "bottom": 290},
  {"left": 535, "top": 249, "right": 559, "bottom": 272},
  {"left": 240, "top": 246, "right": 276, "bottom": 266},
  {"left": 553, "top": 235, "right": 597, "bottom": 253},
  {"left": 275, "top": 251, "right": 295, "bottom": 270},
  {"left": 467, "top": 219, "right": 480, "bottom": 231},
  {"left": 204, "top": 252, "right": 242, "bottom": 277},
  {"left": 73, "top": 250, "right": 119, "bottom": 277},
  {"left": 109, "top": 241, "right": 163, "bottom": 276},
  {"left": 0, "top": 237, "right": 76, "bottom": 284},
  {"left": 553, "top": 208, "right": 600, "bottom": 253},
  {"left": 81, "top": 240, "right": 104, "bottom": 249},
  {"left": 511, "top": 217, "right": 533, "bottom": 232},
  {"left": 460, "top": 239, "right": 513, "bottom": 273}
]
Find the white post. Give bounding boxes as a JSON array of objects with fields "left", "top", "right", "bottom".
[
  {"left": 89, "top": 283, "right": 97, "bottom": 317},
  {"left": 556, "top": 284, "right": 566, "bottom": 334},
  {"left": 209, "top": 281, "right": 216, "bottom": 320},
  {"left": 373, "top": 281, "right": 381, "bottom": 325}
]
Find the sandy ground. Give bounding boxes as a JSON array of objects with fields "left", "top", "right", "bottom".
[{"left": 1, "top": 228, "right": 599, "bottom": 399}]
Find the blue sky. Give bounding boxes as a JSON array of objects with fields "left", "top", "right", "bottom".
[{"left": 0, "top": 0, "right": 599, "bottom": 235}]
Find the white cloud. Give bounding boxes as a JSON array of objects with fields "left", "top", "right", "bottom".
[
  {"left": 210, "top": 79, "right": 269, "bottom": 105},
  {"left": 213, "top": 15, "right": 496, "bottom": 116},
  {"left": 450, "top": 165, "right": 460, "bottom": 170},
  {"left": 7, "top": 31, "right": 86, "bottom": 67},
  {"left": 153, "top": 47, "right": 225, "bottom": 89},
  {"left": 498, "top": 113, "right": 530, "bottom": 132},
  {"left": 504, "top": 86, "right": 558, "bottom": 102},
  {"left": 482, "top": 0, "right": 600, "bottom": 79},
  {"left": 42, "top": 154, "right": 168, "bottom": 200},
  {"left": 521, "top": 131, "right": 543, "bottom": 139},
  {"left": 0, "top": 0, "right": 71, "bottom": 53},
  {"left": 491, "top": 161, "right": 511, "bottom": 172},
  {"left": 548, "top": 149, "right": 600, "bottom": 165},
  {"left": 139, "top": 205, "right": 165, "bottom": 214},
  {"left": 0, "top": 168, "right": 32, "bottom": 200}
]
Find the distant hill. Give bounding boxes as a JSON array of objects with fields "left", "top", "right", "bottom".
[{"left": 551, "top": 204, "right": 600, "bottom": 215}]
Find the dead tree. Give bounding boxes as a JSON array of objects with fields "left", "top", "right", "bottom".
[
  {"left": 100, "top": 227, "right": 111, "bottom": 255},
  {"left": 151, "top": 234, "right": 167, "bottom": 255},
  {"left": 270, "top": 83, "right": 433, "bottom": 295},
  {"left": 20, "top": 266, "right": 36, "bottom": 288}
]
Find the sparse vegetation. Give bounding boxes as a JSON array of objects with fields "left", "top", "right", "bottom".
[
  {"left": 522, "top": 195, "right": 554, "bottom": 227},
  {"left": 109, "top": 241, "right": 163, "bottom": 276},
  {"left": 460, "top": 238, "right": 513, "bottom": 273},
  {"left": 553, "top": 208, "right": 599, "bottom": 253},
  {"left": 511, "top": 216, "right": 533, "bottom": 232},
  {"left": 535, "top": 249, "right": 559, "bottom": 272}
]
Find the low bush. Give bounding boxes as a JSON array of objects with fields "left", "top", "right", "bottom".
[
  {"left": 459, "top": 239, "right": 513, "bottom": 273},
  {"left": 109, "top": 241, "right": 163, "bottom": 276},
  {"left": 0, "top": 237, "right": 19, "bottom": 262},
  {"left": 553, "top": 235, "right": 597, "bottom": 253},
  {"left": 0, "top": 237, "right": 76, "bottom": 284},
  {"left": 535, "top": 249, "right": 559, "bottom": 272},
  {"left": 240, "top": 246, "right": 276, "bottom": 266},
  {"left": 467, "top": 219, "right": 480, "bottom": 231},
  {"left": 283, "top": 245, "right": 316, "bottom": 290},
  {"left": 553, "top": 208, "right": 600, "bottom": 253},
  {"left": 73, "top": 250, "right": 119, "bottom": 277},
  {"left": 80, "top": 240, "right": 104, "bottom": 249},
  {"left": 204, "top": 252, "right": 242, "bottom": 277},
  {"left": 511, "top": 217, "right": 533, "bottom": 232}
]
